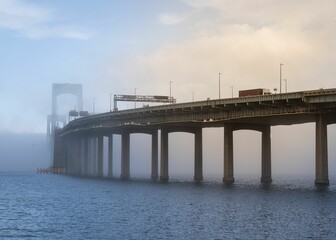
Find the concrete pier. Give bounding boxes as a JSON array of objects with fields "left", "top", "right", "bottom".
[
  {"left": 315, "top": 114, "right": 329, "bottom": 186},
  {"left": 160, "top": 129, "right": 169, "bottom": 182},
  {"left": 108, "top": 135, "right": 113, "bottom": 177},
  {"left": 121, "top": 132, "right": 130, "bottom": 179},
  {"left": 83, "top": 137, "right": 89, "bottom": 176},
  {"left": 261, "top": 125, "right": 272, "bottom": 183},
  {"left": 92, "top": 137, "right": 97, "bottom": 176},
  {"left": 151, "top": 130, "right": 159, "bottom": 180},
  {"left": 194, "top": 128, "right": 203, "bottom": 182},
  {"left": 76, "top": 137, "right": 81, "bottom": 176},
  {"left": 97, "top": 136, "right": 103, "bottom": 177},
  {"left": 223, "top": 124, "right": 234, "bottom": 184},
  {"left": 91, "top": 137, "right": 97, "bottom": 176}
]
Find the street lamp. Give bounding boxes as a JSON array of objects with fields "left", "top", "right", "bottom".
[
  {"left": 280, "top": 63, "right": 284, "bottom": 93},
  {"left": 109, "top": 93, "right": 112, "bottom": 112},
  {"left": 192, "top": 91, "right": 194, "bottom": 102},
  {"left": 92, "top": 97, "right": 95, "bottom": 114},
  {"left": 219, "top": 72, "right": 223, "bottom": 99},
  {"left": 169, "top": 81, "right": 172, "bottom": 104},
  {"left": 230, "top": 86, "right": 233, "bottom": 98},
  {"left": 134, "top": 88, "right": 137, "bottom": 108},
  {"left": 283, "top": 79, "right": 287, "bottom": 93}
]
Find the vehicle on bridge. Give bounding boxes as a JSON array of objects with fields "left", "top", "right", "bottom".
[{"left": 239, "top": 88, "right": 271, "bottom": 97}]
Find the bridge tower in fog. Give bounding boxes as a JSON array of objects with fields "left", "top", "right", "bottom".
[
  {"left": 47, "top": 83, "right": 83, "bottom": 137},
  {"left": 47, "top": 83, "right": 83, "bottom": 167}
]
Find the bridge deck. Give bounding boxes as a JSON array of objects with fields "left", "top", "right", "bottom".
[{"left": 62, "top": 88, "right": 336, "bottom": 135}]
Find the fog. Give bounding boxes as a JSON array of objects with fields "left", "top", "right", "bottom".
[
  {"left": 0, "top": 132, "right": 49, "bottom": 172},
  {"left": 0, "top": 0, "right": 336, "bottom": 181},
  {"left": 1, "top": 121, "right": 336, "bottom": 181}
]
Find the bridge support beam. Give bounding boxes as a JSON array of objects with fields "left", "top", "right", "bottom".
[
  {"left": 66, "top": 137, "right": 75, "bottom": 175},
  {"left": 194, "top": 128, "right": 203, "bottom": 182},
  {"left": 97, "top": 136, "right": 104, "bottom": 177},
  {"left": 261, "top": 125, "right": 272, "bottom": 184},
  {"left": 223, "top": 124, "right": 234, "bottom": 184},
  {"left": 64, "top": 139, "right": 70, "bottom": 174},
  {"left": 75, "top": 138, "right": 80, "bottom": 176},
  {"left": 83, "top": 137, "right": 89, "bottom": 176},
  {"left": 121, "top": 132, "right": 130, "bottom": 179},
  {"left": 160, "top": 129, "right": 169, "bottom": 182},
  {"left": 91, "top": 137, "right": 98, "bottom": 176},
  {"left": 151, "top": 130, "right": 158, "bottom": 180},
  {"left": 87, "top": 138, "right": 92, "bottom": 176},
  {"left": 91, "top": 137, "right": 97, "bottom": 176},
  {"left": 108, "top": 135, "right": 113, "bottom": 177},
  {"left": 315, "top": 114, "right": 329, "bottom": 186}
]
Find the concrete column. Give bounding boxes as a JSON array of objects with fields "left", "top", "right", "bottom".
[
  {"left": 92, "top": 137, "right": 97, "bottom": 176},
  {"left": 261, "top": 125, "right": 272, "bottom": 183},
  {"left": 69, "top": 138, "right": 75, "bottom": 175},
  {"left": 86, "top": 138, "right": 90, "bottom": 176},
  {"left": 76, "top": 137, "right": 81, "bottom": 176},
  {"left": 315, "top": 114, "right": 329, "bottom": 186},
  {"left": 121, "top": 132, "right": 130, "bottom": 179},
  {"left": 151, "top": 130, "right": 159, "bottom": 180},
  {"left": 223, "top": 124, "right": 234, "bottom": 183},
  {"left": 97, "top": 135, "right": 104, "bottom": 177},
  {"left": 90, "top": 137, "right": 95, "bottom": 176},
  {"left": 194, "top": 128, "right": 203, "bottom": 182},
  {"left": 64, "top": 139, "right": 69, "bottom": 174},
  {"left": 108, "top": 135, "right": 113, "bottom": 177},
  {"left": 83, "top": 137, "right": 89, "bottom": 176},
  {"left": 160, "top": 129, "right": 169, "bottom": 182}
]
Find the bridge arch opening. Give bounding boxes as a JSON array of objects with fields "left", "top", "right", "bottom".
[
  {"left": 203, "top": 128, "right": 223, "bottom": 181},
  {"left": 168, "top": 132, "right": 194, "bottom": 181},
  {"left": 130, "top": 133, "right": 152, "bottom": 178},
  {"left": 272, "top": 123, "right": 315, "bottom": 179},
  {"left": 233, "top": 130, "right": 261, "bottom": 181},
  {"left": 56, "top": 94, "right": 79, "bottom": 114}
]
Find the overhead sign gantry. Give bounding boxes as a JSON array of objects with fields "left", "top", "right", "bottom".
[{"left": 113, "top": 94, "right": 176, "bottom": 111}]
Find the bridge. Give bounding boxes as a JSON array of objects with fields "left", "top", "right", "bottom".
[{"left": 52, "top": 88, "right": 336, "bottom": 186}]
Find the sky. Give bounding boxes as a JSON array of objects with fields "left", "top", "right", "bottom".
[
  {"left": 0, "top": 0, "right": 336, "bottom": 177},
  {"left": 0, "top": 0, "right": 335, "bottom": 134}
]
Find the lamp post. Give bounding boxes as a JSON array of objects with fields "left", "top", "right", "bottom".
[
  {"left": 134, "top": 88, "right": 137, "bottom": 108},
  {"left": 192, "top": 91, "right": 194, "bottom": 102},
  {"left": 230, "top": 86, "right": 233, "bottom": 98},
  {"left": 93, "top": 97, "right": 95, "bottom": 114},
  {"left": 280, "top": 63, "right": 284, "bottom": 93},
  {"left": 109, "top": 93, "right": 112, "bottom": 112},
  {"left": 169, "top": 81, "right": 172, "bottom": 104},
  {"left": 219, "top": 72, "right": 223, "bottom": 99},
  {"left": 283, "top": 79, "right": 287, "bottom": 93}
]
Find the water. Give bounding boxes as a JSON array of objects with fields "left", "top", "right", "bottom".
[{"left": 1, "top": 173, "right": 336, "bottom": 239}]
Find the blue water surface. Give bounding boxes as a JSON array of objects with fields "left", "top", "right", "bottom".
[{"left": 0, "top": 173, "right": 336, "bottom": 239}]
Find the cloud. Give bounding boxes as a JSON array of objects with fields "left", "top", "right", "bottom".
[
  {"left": 0, "top": 0, "right": 90, "bottom": 39},
  {"left": 158, "top": 12, "right": 189, "bottom": 25},
  {"left": 103, "top": 0, "right": 336, "bottom": 103}
]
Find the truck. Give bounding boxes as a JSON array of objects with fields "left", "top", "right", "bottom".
[{"left": 238, "top": 88, "right": 271, "bottom": 97}]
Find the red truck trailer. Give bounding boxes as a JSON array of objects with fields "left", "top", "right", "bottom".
[{"left": 238, "top": 88, "right": 271, "bottom": 97}]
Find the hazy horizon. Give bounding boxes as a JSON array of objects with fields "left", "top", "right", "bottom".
[{"left": 0, "top": 0, "right": 335, "bottom": 179}]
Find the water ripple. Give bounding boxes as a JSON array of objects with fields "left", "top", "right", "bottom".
[{"left": 0, "top": 173, "right": 336, "bottom": 239}]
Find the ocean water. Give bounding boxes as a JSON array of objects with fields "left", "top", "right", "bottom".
[{"left": 1, "top": 173, "right": 336, "bottom": 239}]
